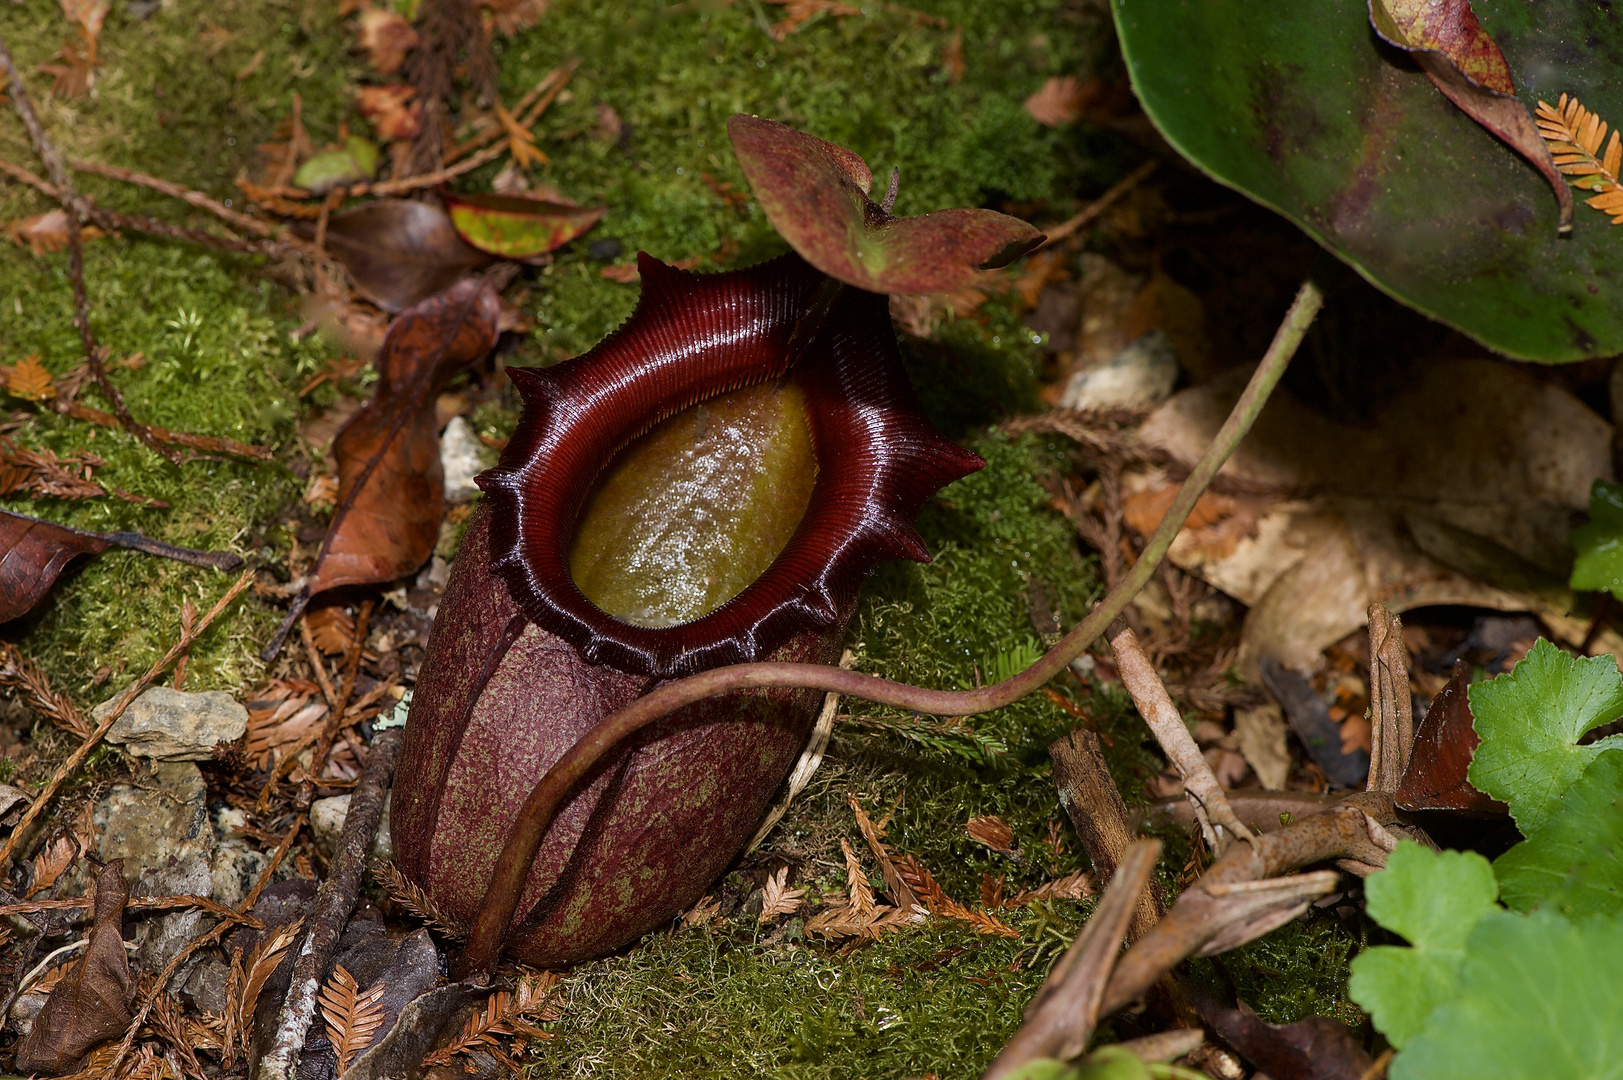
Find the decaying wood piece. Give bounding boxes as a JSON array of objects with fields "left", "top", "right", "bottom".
[
  {"left": 983, "top": 840, "right": 1161, "bottom": 1079},
  {"left": 256, "top": 728, "right": 404, "bottom": 1080},
  {"left": 1109, "top": 622, "right": 1256, "bottom": 851},
  {"left": 1049, "top": 728, "right": 1164, "bottom": 938},
  {"left": 1366, "top": 602, "right": 1413, "bottom": 794}
]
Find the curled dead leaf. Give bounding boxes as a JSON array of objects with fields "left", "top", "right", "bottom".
[{"left": 15, "top": 861, "right": 133, "bottom": 1075}]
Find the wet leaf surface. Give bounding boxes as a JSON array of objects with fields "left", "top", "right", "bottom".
[
  {"left": 727, "top": 115, "right": 1042, "bottom": 295},
  {"left": 320, "top": 200, "right": 490, "bottom": 313},
  {"left": 15, "top": 861, "right": 134, "bottom": 1075},
  {"left": 1368, "top": 0, "right": 1570, "bottom": 230},
  {"left": 1112, "top": 0, "right": 1623, "bottom": 360},
  {"left": 441, "top": 190, "right": 605, "bottom": 260},
  {"left": 305, "top": 278, "right": 500, "bottom": 598}
]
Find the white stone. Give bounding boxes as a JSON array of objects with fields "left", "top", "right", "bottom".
[
  {"left": 1059, "top": 329, "right": 1179, "bottom": 411},
  {"left": 440, "top": 415, "right": 484, "bottom": 503},
  {"left": 310, "top": 791, "right": 392, "bottom": 861},
  {"left": 95, "top": 686, "right": 247, "bottom": 761}
]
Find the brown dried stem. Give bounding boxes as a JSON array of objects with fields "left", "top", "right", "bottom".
[
  {"left": 1048, "top": 728, "right": 1163, "bottom": 939},
  {"left": 454, "top": 280, "right": 1326, "bottom": 976},
  {"left": 1037, "top": 160, "right": 1158, "bottom": 248},
  {"left": 0, "top": 569, "right": 256, "bottom": 869},
  {"left": 1366, "top": 602, "right": 1413, "bottom": 793},
  {"left": 983, "top": 840, "right": 1161, "bottom": 1078},
  {"left": 305, "top": 600, "right": 374, "bottom": 789},
  {"left": 69, "top": 158, "right": 276, "bottom": 237},
  {"left": 257, "top": 728, "right": 403, "bottom": 1080},
  {"left": 1109, "top": 623, "right": 1255, "bottom": 851},
  {"left": 0, "top": 894, "right": 262, "bottom": 927}
]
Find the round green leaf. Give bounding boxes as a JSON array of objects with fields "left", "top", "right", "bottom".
[
  {"left": 441, "top": 191, "right": 606, "bottom": 260},
  {"left": 1111, "top": 0, "right": 1623, "bottom": 361}
]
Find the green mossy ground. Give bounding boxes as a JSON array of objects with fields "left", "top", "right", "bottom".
[{"left": 0, "top": 0, "right": 1361, "bottom": 1075}]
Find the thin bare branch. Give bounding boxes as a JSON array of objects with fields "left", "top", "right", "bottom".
[
  {"left": 1366, "top": 602, "right": 1413, "bottom": 793},
  {"left": 1109, "top": 623, "right": 1255, "bottom": 851}
]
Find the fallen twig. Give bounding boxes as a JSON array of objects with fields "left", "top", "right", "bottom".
[
  {"left": 983, "top": 840, "right": 1160, "bottom": 1077},
  {"left": 70, "top": 158, "right": 276, "bottom": 237},
  {"left": 454, "top": 280, "right": 1326, "bottom": 976},
  {"left": 258, "top": 728, "right": 404, "bottom": 1080},
  {"left": 0, "top": 569, "right": 256, "bottom": 869},
  {"left": 747, "top": 648, "right": 854, "bottom": 852},
  {"left": 0, "top": 894, "right": 262, "bottom": 927},
  {"left": 1109, "top": 623, "right": 1256, "bottom": 852},
  {"left": 1366, "top": 602, "right": 1413, "bottom": 794},
  {"left": 1037, "top": 160, "right": 1158, "bottom": 249},
  {"left": 1049, "top": 727, "right": 1163, "bottom": 939}
]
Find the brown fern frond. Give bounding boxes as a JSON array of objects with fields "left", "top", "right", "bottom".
[
  {"left": 232, "top": 921, "right": 302, "bottom": 1061},
  {"left": 1537, "top": 93, "right": 1623, "bottom": 224},
  {"left": 372, "top": 859, "right": 469, "bottom": 939},
  {"left": 895, "top": 854, "right": 1019, "bottom": 938},
  {"left": 319, "top": 964, "right": 387, "bottom": 1073},
  {"left": 422, "top": 974, "right": 560, "bottom": 1067},
  {"left": 840, "top": 838, "right": 876, "bottom": 918}
]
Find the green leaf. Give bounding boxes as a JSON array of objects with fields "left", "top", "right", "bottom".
[
  {"left": 1467, "top": 638, "right": 1623, "bottom": 832},
  {"left": 441, "top": 192, "right": 606, "bottom": 260},
  {"left": 1002, "top": 1049, "right": 1155, "bottom": 1080},
  {"left": 1392, "top": 910, "right": 1623, "bottom": 1080},
  {"left": 1348, "top": 842, "right": 1499, "bottom": 1048},
  {"left": 1109, "top": 0, "right": 1623, "bottom": 361},
  {"left": 1494, "top": 749, "right": 1623, "bottom": 916},
  {"left": 1569, "top": 480, "right": 1623, "bottom": 600},
  {"left": 292, "top": 136, "right": 380, "bottom": 194}
]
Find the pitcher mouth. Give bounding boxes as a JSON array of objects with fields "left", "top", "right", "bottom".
[{"left": 476, "top": 252, "right": 984, "bottom": 679}]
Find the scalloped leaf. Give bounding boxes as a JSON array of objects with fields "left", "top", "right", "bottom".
[
  {"left": 1348, "top": 842, "right": 1500, "bottom": 1049},
  {"left": 727, "top": 114, "right": 1043, "bottom": 295},
  {"left": 1493, "top": 748, "right": 1623, "bottom": 917},
  {"left": 1467, "top": 638, "right": 1623, "bottom": 833}
]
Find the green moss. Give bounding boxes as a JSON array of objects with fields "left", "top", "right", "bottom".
[{"left": 532, "top": 918, "right": 1080, "bottom": 1080}]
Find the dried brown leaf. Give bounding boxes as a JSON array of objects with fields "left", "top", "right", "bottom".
[
  {"left": 1024, "top": 75, "right": 1096, "bottom": 127},
  {"left": 355, "top": 7, "right": 419, "bottom": 76},
  {"left": 16, "top": 861, "right": 134, "bottom": 1074},
  {"left": 1536, "top": 94, "right": 1623, "bottom": 225},
  {"left": 373, "top": 858, "right": 469, "bottom": 938},
  {"left": 6, "top": 354, "right": 56, "bottom": 401},
  {"left": 28, "top": 833, "right": 78, "bottom": 898},
  {"left": 764, "top": 0, "right": 861, "bottom": 40},
  {"left": 1006, "top": 869, "right": 1096, "bottom": 907},
  {"left": 840, "top": 837, "right": 875, "bottom": 918},
  {"left": 965, "top": 814, "right": 1017, "bottom": 855},
  {"left": 233, "top": 920, "right": 302, "bottom": 1061}
]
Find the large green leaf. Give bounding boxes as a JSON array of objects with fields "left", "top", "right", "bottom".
[
  {"left": 1466, "top": 638, "right": 1623, "bottom": 833},
  {"left": 1110, "top": 0, "right": 1623, "bottom": 361},
  {"left": 1494, "top": 749, "right": 1623, "bottom": 917},
  {"left": 1392, "top": 910, "right": 1623, "bottom": 1080},
  {"left": 1348, "top": 842, "right": 1500, "bottom": 1049}
]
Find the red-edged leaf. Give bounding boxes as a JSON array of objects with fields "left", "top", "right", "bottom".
[
  {"left": 727, "top": 114, "right": 1043, "bottom": 295},
  {"left": 305, "top": 279, "right": 501, "bottom": 597},
  {"left": 440, "top": 190, "right": 605, "bottom": 259},
  {"left": 0, "top": 510, "right": 241, "bottom": 623},
  {"left": 321, "top": 199, "right": 490, "bottom": 313},
  {"left": 1369, "top": 0, "right": 1572, "bottom": 231},
  {"left": 1396, "top": 662, "right": 1509, "bottom": 816}
]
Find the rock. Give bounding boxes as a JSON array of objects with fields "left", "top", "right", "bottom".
[
  {"left": 1059, "top": 329, "right": 1179, "bottom": 411},
  {"left": 0, "top": 783, "right": 29, "bottom": 827},
  {"left": 95, "top": 761, "right": 215, "bottom": 973},
  {"left": 212, "top": 806, "right": 270, "bottom": 909},
  {"left": 94, "top": 686, "right": 248, "bottom": 761},
  {"left": 440, "top": 416, "right": 484, "bottom": 503},
  {"left": 181, "top": 954, "right": 232, "bottom": 1015},
  {"left": 310, "top": 791, "right": 392, "bottom": 861}
]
